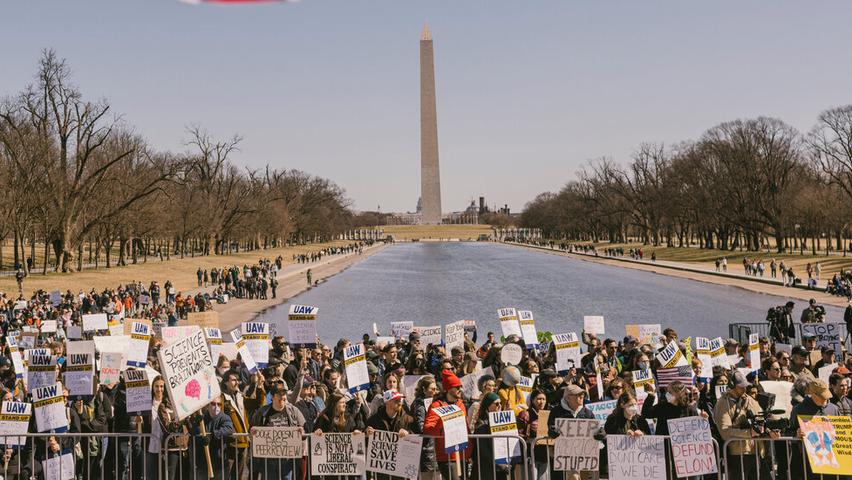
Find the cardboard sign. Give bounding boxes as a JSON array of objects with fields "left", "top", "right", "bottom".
[
  {"left": 518, "top": 310, "right": 539, "bottom": 347},
  {"left": 694, "top": 337, "right": 713, "bottom": 378},
  {"left": 501, "top": 343, "right": 523, "bottom": 366},
  {"left": 242, "top": 322, "right": 270, "bottom": 368},
  {"left": 344, "top": 343, "right": 370, "bottom": 393},
  {"left": 127, "top": 322, "right": 151, "bottom": 369},
  {"left": 413, "top": 326, "right": 442, "bottom": 346},
  {"left": 33, "top": 383, "right": 68, "bottom": 432},
  {"left": 799, "top": 416, "right": 852, "bottom": 475},
  {"left": 802, "top": 323, "right": 846, "bottom": 358},
  {"left": 0, "top": 401, "right": 31, "bottom": 447},
  {"left": 626, "top": 324, "right": 662, "bottom": 347},
  {"left": 65, "top": 341, "right": 94, "bottom": 398},
  {"left": 123, "top": 318, "right": 152, "bottom": 336},
  {"left": 124, "top": 369, "right": 152, "bottom": 415},
  {"left": 26, "top": 351, "right": 57, "bottom": 391},
  {"left": 656, "top": 340, "right": 687, "bottom": 368},
  {"left": 668, "top": 416, "right": 718, "bottom": 477},
  {"left": 434, "top": 404, "right": 469, "bottom": 452},
  {"left": 553, "top": 332, "right": 581, "bottom": 374},
  {"left": 497, "top": 307, "right": 522, "bottom": 339},
  {"left": 310, "top": 432, "right": 366, "bottom": 476},
  {"left": 583, "top": 316, "right": 605, "bottom": 336},
  {"left": 489, "top": 410, "right": 522, "bottom": 464},
  {"left": 445, "top": 320, "right": 466, "bottom": 352},
  {"left": 607, "top": 435, "right": 666, "bottom": 480},
  {"left": 158, "top": 326, "right": 220, "bottom": 421},
  {"left": 390, "top": 321, "right": 414, "bottom": 340},
  {"left": 187, "top": 311, "right": 219, "bottom": 329},
  {"left": 288, "top": 304, "right": 318, "bottom": 347},
  {"left": 251, "top": 426, "right": 303, "bottom": 458},
  {"left": 229, "top": 330, "right": 258, "bottom": 374},
  {"left": 82, "top": 314, "right": 108, "bottom": 332},
  {"left": 99, "top": 352, "right": 123, "bottom": 387},
  {"left": 366, "top": 430, "right": 423, "bottom": 479},
  {"left": 553, "top": 418, "right": 599, "bottom": 471}
]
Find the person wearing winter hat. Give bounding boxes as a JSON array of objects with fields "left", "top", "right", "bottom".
[
  {"left": 423, "top": 370, "right": 471, "bottom": 478},
  {"left": 497, "top": 366, "right": 527, "bottom": 415},
  {"left": 469, "top": 392, "right": 509, "bottom": 480}
]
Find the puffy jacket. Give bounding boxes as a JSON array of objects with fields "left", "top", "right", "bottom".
[{"left": 423, "top": 395, "right": 472, "bottom": 463}]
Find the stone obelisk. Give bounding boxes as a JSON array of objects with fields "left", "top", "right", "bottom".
[{"left": 420, "top": 23, "right": 442, "bottom": 224}]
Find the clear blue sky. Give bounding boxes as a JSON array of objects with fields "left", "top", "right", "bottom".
[{"left": 2, "top": 1, "right": 850, "bottom": 213}]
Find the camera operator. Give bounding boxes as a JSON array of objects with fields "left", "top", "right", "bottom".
[
  {"left": 800, "top": 298, "right": 826, "bottom": 323},
  {"left": 788, "top": 379, "right": 839, "bottom": 478},
  {"left": 714, "top": 371, "right": 777, "bottom": 479},
  {"left": 768, "top": 301, "right": 795, "bottom": 343}
]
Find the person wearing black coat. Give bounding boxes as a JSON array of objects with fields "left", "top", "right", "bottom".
[
  {"left": 604, "top": 393, "right": 651, "bottom": 436},
  {"left": 410, "top": 376, "right": 438, "bottom": 476},
  {"left": 190, "top": 397, "right": 235, "bottom": 480},
  {"left": 366, "top": 390, "right": 415, "bottom": 480}
]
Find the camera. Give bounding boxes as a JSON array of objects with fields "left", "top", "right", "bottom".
[{"left": 741, "top": 392, "right": 788, "bottom": 434}]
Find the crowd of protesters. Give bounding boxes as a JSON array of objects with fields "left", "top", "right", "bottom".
[{"left": 291, "top": 241, "right": 373, "bottom": 264}]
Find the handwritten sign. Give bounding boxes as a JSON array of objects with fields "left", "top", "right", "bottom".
[
  {"left": 310, "top": 432, "right": 366, "bottom": 476},
  {"left": 0, "top": 401, "right": 31, "bottom": 447},
  {"left": 607, "top": 435, "right": 666, "bottom": 480},
  {"left": 158, "top": 326, "right": 220, "bottom": 421},
  {"left": 445, "top": 321, "right": 466, "bottom": 352},
  {"left": 251, "top": 426, "right": 303, "bottom": 458},
  {"left": 583, "top": 316, "right": 605, "bottom": 336},
  {"left": 82, "top": 314, "right": 108, "bottom": 332},
  {"left": 43, "top": 451, "right": 75, "bottom": 480},
  {"left": 586, "top": 400, "right": 617, "bottom": 427},
  {"left": 33, "top": 383, "right": 67, "bottom": 432},
  {"left": 501, "top": 343, "right": 523, "bottom": 366},
  {"left": 187, "top": 311, "right": 219, "bottom": 329},
  {"left": 553, "top": 418, "right": 599, "bottom": 471},
  {"left": 800, "top": 415, "right": 852, "bottom": 475},
  {"left": 366, "top": 430, "right": 423, "bottom": 479},
  {"left": 288, "top": 305, "right": 318, "bottom": 347},
  {"left": 668, "top": 416, "right": 718, "bottom": 477},
  {"left": 125, "top": 369, "right": 152, "bottom": 415},
  {"left": 802, "top": 323, "right": 846, "bottom": 358},
  {"left": 390, "top": 321, "right": 414, "bottom": 340}
]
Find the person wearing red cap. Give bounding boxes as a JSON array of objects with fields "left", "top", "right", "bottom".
[{"left": 423, "top": 370, "right": 471, "bottom": 479}]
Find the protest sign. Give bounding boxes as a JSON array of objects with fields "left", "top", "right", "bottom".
[
  {"left": 251, "top": 426, "right": 303, "bottom": 458},
  {"left": 553, "top": 418, "right": 599, "bottom": 471},
  {"left": 366, "top": 430, "right": 423, "bottom": 479},
  {"left": 93, "top": 334, "right": 130, "bottom": 354},
  {"left": 501, "top": 343, "right": 523, "bottom": 366},
  {"left": 33, "top": 383, "right": 68, "bottom": 432},
  {"left": 64, "top": 341, "right": 94, "bottom": 398},
  {"left": 158, "top": 326, "right": 220, "bottom": 421},
  {"left": 391, "top": 321, "right": 414, "bottom": 340},
  {"left": 0, "top": 401, "right": 31, "bottom": 447},
  {"left": 802, "top": 323, "right": 846, "bottom": 357},
  {"left": 40, "top": 320, "right": 58, "bottom": 334},
  {"left": 19, "top": 332, "right": 37, "bottom": 350},
  {"left": 343, "top": 343, "right": 370, "bottom": 393},
  {"left": 461, "top": 368, "right": 488, "bottom": 400},
  {"left": 229, "top": 330, "right": 258, "bottom": 374},
  {"left": 204, "top": 328, "right": 223, "bottom": 360},
  {"left": 161, "top": 326, "right": 195, "bottom": 346},
  {"left": 463, "top": 320, "right": 477, "bottom": 336},
  {"left": 553, "top": 332, "right": 581, "bottom": 374},
  {"left": 107, "top": 315, "right": 124, "bottom": 337},
  {"left": 800, "top": 415, "right": 852, "bottom": 475},
  {"left": 626, "top": 324, "right": 662, "bottom": 347},
  {"left": 187, "top": 311, "right": 219, "bottom": 329},
  {"left": 583, "top": 316, "right": 605, "bottom": 336},
  {"left": 66, "top": 326, "right": 82, "bottom": 340},
  {"left": 49, "top": 290, "right": 61, "bottom": 307},
  {"left": 656, "top": 340, "right": 688, "bottom": 368},
  {"left": 497, "top": 307, "right": 522, "bottom": 338},
  {"left": 632, "top": 369, "right": 655, "bottom": 406},
  {"left": 126, "top": 321, "right": 151, "bottom": 369},
  {"left": 709, "top": 337, "right": 730, "bottom": 369},
  {"left": 124, "top": 369, "right": 152, "bottom": 415},
  {"left": 310, "top": 432, "right": 366, "bottom": 476},
  {"left": 124, "top": 318, "right": 152, "bottom": 335},
  {"left": 26, "top": 350, "right": 57, "bottom": 391},
  {"left": 13, "top": 300, "right": 27, "bottom": 310},
  {"left": 242, "top": 322, "right": 270, "bottom": 368},
  {"left": 403, "top": 375, "right": 427, "bottom": 403},
  {"left": 43, "top": 451, "right": 75, "bottom": 480},
  {"left": 748, "top": 334, "right": 760, "bottom": 368},
  {"left": 139, "top": 294, "right": 150, "bottom": 305},
  {"left": 413, "top": 325, "right": 442, "bottom": 346},
  {"left": 607, "top": 435, "right": 666, "bottom": 480},
  {"left": 819, "top": 363, "right": 838, "bottom": 385},
  {"left": 99, "top": 352, "right": 123, "bottom": 387},
  {"left": 489, "top": 410, "right": 522, "bottom": 464},
  {"left": 288, "top": 304, "right": 318, "bottom": 347},
  {"left": 518, "top": 375, "right": 534, "bottom": 403},
  {"left": 668, "top": 416, "right": 718, "bottom": 477},
  {"left": 375, "top": 336, "right": 395, "bottom": 348},
  {"left": 433, "top": 404, "right": 468, "bottom": 452},
  {"left": 694, "top": 337, "right": 713, "bottom": 378},
  {"left": 518, "top": 310, "right": 539, "bottom": 348},
  {"left": 7, "top": 337, "right": 24, "bottom": 379},
  {"left": 586, "top": 400, "right": 617, "bottom": 426},
  {"left": 82, "top": 313, "right": 108, "bottom": 332},
  {"left": 445, "top": 321, "right": 466, "bottom": 352}
]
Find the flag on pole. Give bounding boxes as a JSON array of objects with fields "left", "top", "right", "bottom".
[{"left": 655, "top": 365, "right": 694, "bottom": 388}]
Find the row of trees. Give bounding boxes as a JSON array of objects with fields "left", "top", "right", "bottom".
[
  {"left": 0, "top": 50, "right": 354, "bottom": 273},
  {"left": 520, "top": 112, "right": 852, "bottom": 254}
]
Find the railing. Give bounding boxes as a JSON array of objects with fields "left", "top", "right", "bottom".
[{"left": 722, "top": 437, "right": 819, "bottom": 480}]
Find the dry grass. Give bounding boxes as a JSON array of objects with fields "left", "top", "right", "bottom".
[
  {"left": 381, "top": 225, "right": 493, "bottom": 241},
  {"left": 0, "top": 241, "right": 353, "bottom": 297}
]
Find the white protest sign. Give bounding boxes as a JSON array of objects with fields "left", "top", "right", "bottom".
[
  {"left": 343, "top": 343, "right": 370, "bottom": 393},
  {"left": 709, "top": 337, "right": 730, "bottom": 369},
  {"left": 553, "top": 332, "right": 581, "bottom": 374},
  {"left": 632, "top": 369, "right": 655, "bottom": 406},
  {"left": 65, "top": 341, "right": 94, "bottom": 398},
  {"left": 775, "top": 343, "right": 792, "bottom": 356},
  {"left": 99, "top": 352, "right": 122, "bottom": 387},
  {"left": 461, "top": 369, "right": 488, "bottom": 401},
  {"left": 366, "top": 430, "right": 423, "bottom": 479},
  {"left": 229, "top": 330, "right": 258, "bottom": 374},
  {"left": 7, "top": 337, "right": 24, "bottom": 379},
  {"left": 583, "top": 316, "right": 605, "bottom": 336},
  {"left": 124, "top": 369, "right": 152, "bottom": 415},
  {"left": 93, "top": 335, "right": 130, "bottom": 354},
  {"left": 390, "top": 321, "right": 414, "bottom": 340},
  {"left": 66, "top": 326, "right": 82, "bottom": 340},
  {"left": 607, "top": 435, "right": 666, "bottom": 480},
  {"left": 251, "top": 426, "right": 303, "bottom": 458},
  {"left": 107, "top": 314, "right": 124, "bottom": 337},
  {"left": 694, "top": 337, "right": 713, "bottom": 378},
  {"left": 310, "top": 432, "right": 366, "bottom": 476},
  {"left": 49, "top": 290, "right": 62, "bottom": 307},
  {"left": 656, "top": 340, "right": 687, "bottom": 368},
  {"left": 161, "top": 326, "right": 196, "bottom": 346},
  {"left": 204, "top": 328, "right": 223, "bottom": 361},
  {"left": 668, "top": 416, "right": 718, "bottom": 477},
  {"left": 802, "top": 323, "right": 846, "bottom": 357},
  {"left": 26, "top": 350, "right": 57, "bottom": 391},
  {"left": 518, "top": 375, "right": 534, "bottom": 403},
  {"left": 553, "top": 418, "right": 600, "bottom": 471},
  {"left": 40, "top": 320, "right": 58, "bottom": 335},
  {"left": 746, "top": 333, "right": 759, "bottom": 368},
  {"left": 33, "top": 383, "right": 68, "bottom": 432},
  {"left": 0, "top": 401, "right": 31, "bottom": 447},
  {"left": 43, "top": 451, "right": 75, "bottom": 480},
  {"left": 158, "top": 326, "right": 220, "bottom": 421},
  {"left": 587, "top": 400, "right": 617, "bottom": 427},
  {"left": 501, "top": 343, "right": 523, "bottom": 366},
  {"left": 126, "top": 322, "right": 151, "bottom": 369},
  {"left": 403, "top": 375, "right": 427, "bottom": 404},
  {"left": 445, "top": 321, "right": 466, "bottom": 352},
  {"left": 489, "top": 410, "right": 522, "bottom": 464},
  {"left": 434, "top": 404, "right": 468, "bottom": 452},
  {"left": 242, "top": 322, "right": 270, "bottom": 368},
  {"left": 287, "top": 305, "right": 318, "bottom": 347},
  {"left": 497, "top": 307, "right": 522, "bottom": 339},
  {"left": 518, "top": 310, "right": 539, "bottom": 347},
  {"left": 819, "top": 363, "right": 838, "bottom": 385},
  {"left": 82, "top": 314, "right": 108, "bottom": 332},
  {"left": 413, "top": 326, "right": 442, "bottom": 346},
  {"left": 18, "top": 332, "right": 36, "bottom": 350}
]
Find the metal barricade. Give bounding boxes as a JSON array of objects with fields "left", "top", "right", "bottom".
[{"left": 722, "top": 436, "right": 819, "bottom": 480}]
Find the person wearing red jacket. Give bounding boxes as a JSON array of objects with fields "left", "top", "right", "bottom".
[{"left": 423, "top": 370, "right": 472, "bottom": 479}]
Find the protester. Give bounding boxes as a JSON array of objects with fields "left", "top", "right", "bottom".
[
  {"left": 469, "top": 392, "right": 509, "bottom": 480},
  {"left": 423, "top": 370, "right": 471, "bottom": 480}
]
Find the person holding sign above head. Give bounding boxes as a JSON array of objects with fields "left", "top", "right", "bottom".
[{"left": 423, "top": 370, "right": 471, "bottom": 480}]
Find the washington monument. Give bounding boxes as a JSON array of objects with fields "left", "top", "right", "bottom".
[{"left": 420, "top": 24, "right": 442, "bottom": 224}]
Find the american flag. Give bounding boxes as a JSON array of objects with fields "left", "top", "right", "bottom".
[{"left": 655, "top": 365, "right": 694, "bottom": 389}]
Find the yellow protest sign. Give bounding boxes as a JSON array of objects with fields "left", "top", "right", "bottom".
[{"left": 800, "top": 416, "right": 852, "bottom": 475}]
